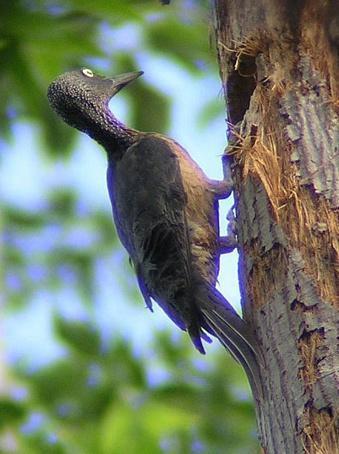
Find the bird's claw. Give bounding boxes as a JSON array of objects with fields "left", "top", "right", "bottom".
[
  {"left": 219, "top": 234, "right": 237, "bottom": 254},
  {"left": 210, "top": 178, "right": 233, "bottom": 199},
  {"left": 219, "top": 206, "right": 237, "bottom": 254}
]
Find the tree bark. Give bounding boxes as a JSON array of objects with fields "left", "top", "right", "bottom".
[{"left": 213, "top": 1, "right": 339, "bottom": 452}]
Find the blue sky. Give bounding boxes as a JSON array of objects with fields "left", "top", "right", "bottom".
[{"left": 1, "top": 52, "right": 241, "bottom": 370}]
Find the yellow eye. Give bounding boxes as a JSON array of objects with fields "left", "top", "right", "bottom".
[{"left": 82, "top": 68, "right": 94, "bottom": 78}]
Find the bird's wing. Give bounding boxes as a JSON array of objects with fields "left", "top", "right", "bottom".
[{"left": 109, "top": 134, "right": 202, "bottom": 343}]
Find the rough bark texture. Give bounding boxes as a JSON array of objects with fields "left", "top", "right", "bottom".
[{"left": 213, "top": 1, "right": 339, "bottom": 453}]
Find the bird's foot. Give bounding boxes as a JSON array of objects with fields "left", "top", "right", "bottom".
[
  {"left": 210, "top": 178, "right": 233, "bottom": 200},
  {"left": 210, "top": 154, "right": 234, "bottom": 199},
  {"left": 219, "top": 234, "right": 237, "bottom": 254},
  {"left": 219, "top": 206, "right": 237, "bottom": 254}
]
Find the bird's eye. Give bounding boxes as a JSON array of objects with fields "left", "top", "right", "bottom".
[{"left": 82, "top": 68, "right": 94, "bottom": 78}]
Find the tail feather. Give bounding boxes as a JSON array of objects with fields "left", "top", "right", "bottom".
[{"left": 198, "top": 286, "right": 263, "bottom": 397}]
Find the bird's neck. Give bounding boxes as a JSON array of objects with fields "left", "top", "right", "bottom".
[{"left": 89, "top": 109, "right": 139, "bottom": 159}]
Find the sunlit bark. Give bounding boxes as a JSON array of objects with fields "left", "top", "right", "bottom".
[{"left": 214, "top": 1, "right": 339, "bottom": 452}]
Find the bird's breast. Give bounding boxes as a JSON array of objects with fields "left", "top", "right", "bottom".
[{"left": 162, "top": 137, "right": 220, "bottom": 285}]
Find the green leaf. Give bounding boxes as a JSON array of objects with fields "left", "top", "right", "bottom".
[
  {"left": 50, "top": 249, "right": 94, "bottom": 300},
  {"left": 197, "top": 98, "right": 225, "bottom": 128},
  {"left": 105, "top": 339, "right": 146, "bottom": 388},
  {"left": 128, "top": 81, "right": 170, "bottom": 134},
  {"left": 4, "top": 207, "right": 46, "bottom": 229},
  {"left": 64, "top": 0, "right": 155, "bottom": 21},
  {"left": 147, "top": 19, "right": 214, "bottom": 73},
  {"left": 48, "top": 190, "right": 77, "bottom": 219},
  {"left": 23, "top": 360, "right": 87, "bottom": 406},
  {"left": 0, "top": 398, "right": 26, "bottom": 428},
  {"left": 142, "top": 400, "right": 196, "bottom": 436},
  {"left": 54, "top": 316, "right": 101, "bottom": 357},
  {"left": 99, "top": 402, "right": 160, "bottom": 454}
]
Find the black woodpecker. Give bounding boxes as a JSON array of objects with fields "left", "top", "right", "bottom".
[{"left": 47, "top": 68, "right": 262, "bottom": 394}]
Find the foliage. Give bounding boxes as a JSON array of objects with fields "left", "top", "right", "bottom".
[
  {"left": 12, "top": 323, "right": 257, "bottom": 453},
  {"left": 0, "top": 0, "right": 257, "bottom": 452}
]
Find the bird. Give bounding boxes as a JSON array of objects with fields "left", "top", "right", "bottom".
[{"left": 47, "top": 68, "right": 263, "bottom": 394}]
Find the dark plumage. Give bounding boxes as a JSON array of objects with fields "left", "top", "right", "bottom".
[{"left": 47, "top": 68, "right": 262, "bottom": 394}]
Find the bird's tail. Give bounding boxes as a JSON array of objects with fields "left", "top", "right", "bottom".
[{"left": 197, "top": 285, "right": 264, "bottom": 397}]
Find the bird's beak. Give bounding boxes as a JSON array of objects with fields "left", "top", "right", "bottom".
[{"left": 108, "top": 71, "right": 144, "bottom": 97}]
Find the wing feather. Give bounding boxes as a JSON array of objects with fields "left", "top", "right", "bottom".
[{"left": 108, "top": 134, "right": 200, "bottom": 339}]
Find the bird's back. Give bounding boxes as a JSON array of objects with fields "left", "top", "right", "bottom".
[{"left": 159, "top": 136, "right": 220, "bottom": 285}]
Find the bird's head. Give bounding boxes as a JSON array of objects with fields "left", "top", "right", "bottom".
[{"left": 47, "top": 68, "right": 143, "bottom": 135}]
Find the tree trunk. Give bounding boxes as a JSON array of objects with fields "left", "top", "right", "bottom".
[{"left": 213, "top": 1, "right": 339, "bottom": 452}]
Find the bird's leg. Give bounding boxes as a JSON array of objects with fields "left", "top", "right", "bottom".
[
  {"left": 210, "top": 153, "right": 234, "bottom": 200},
  {"left": 213, "top": 153, "right": 238, "bottom": 253},
  {"left": 210, "top": 178, "right": 233, "bottom": 200},
  {"left": 219, "top": 235, "right": 237, "bottom": 254},
  {"left": 219, "top": 206, "right": 237, "bottom": 254}
]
